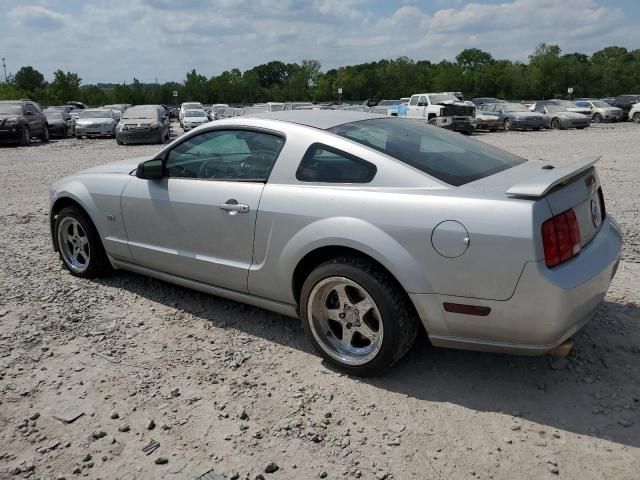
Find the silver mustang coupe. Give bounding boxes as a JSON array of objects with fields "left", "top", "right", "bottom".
[{"left": 49, "top": 111, "right": 622, "bottom": 375}]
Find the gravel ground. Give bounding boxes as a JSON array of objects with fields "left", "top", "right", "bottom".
[{"left": 0, "top": 122, "right": 638, "bottom": 480}]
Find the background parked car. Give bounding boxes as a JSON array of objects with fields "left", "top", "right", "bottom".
[
  {"left": 549, "top": 100, "right": 591, "bottom": 116},
  {"left": 574, "top": 99, "right": 622, "bottom": 123},
  {"left": 75, "top": 109, "right": 119, "bottom": 138},
  {"left": 535, "top": 105, "right": 591, "bottom": 130},
  {"left": 600, "top": 97, "right": 616, "bottom": 106},
  {"left": 611, "top": 94, "right": 640, "bottom": 120},
  {"left": 116, "top": 106, "right": 169, "bottom": 145},
  {"left": 471, "top": 97, "right": 506, "bottom": 106},
  {"left": 480, "top": 102, "right": 544, "bottom": 131},
  {"left": 179, "top": 102, "right": 203, "bottom": 126},
  {"left": 182, "top": 109, "right": 209, "bottom": 131},
  {"left": 627, "top": 102, "right": 640, "bottom": 123},
  {"left": 45, "top": 110, "right": 74, "bottom": 137},
  {"left": 103, "top": 104, "right": 131, "bottom": 114},
  {"left": 0, "top": 99, "right": 49, "bottom": 146}
]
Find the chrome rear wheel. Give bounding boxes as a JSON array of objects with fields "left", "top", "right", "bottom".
[{"left": 307, "top": 277, "right": 384, "bottom": 366}]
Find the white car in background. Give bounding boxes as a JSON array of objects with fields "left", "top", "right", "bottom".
[
  {"left": 182, "top": 109, "right": 209, "bottom": 131},
  {"left": 179, "top": 102, "right": 203, "bottom": 126}
]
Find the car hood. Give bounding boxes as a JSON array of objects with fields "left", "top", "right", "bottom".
[
  {"left": 80, "top": 156, "right": 153, "bottom": 175},
  {"left": 0, "top": 114, "right": 22, "bottom": 120},
  {"left": 553, "top": 111, "right": 586, "bottom": 119},
  {"left": 507, "top": 111, "right": 541, "bottom": 117}
]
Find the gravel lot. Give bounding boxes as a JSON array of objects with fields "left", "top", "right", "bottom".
[{"left": 0, "top": 122, "right": 638, "bottom": 480}]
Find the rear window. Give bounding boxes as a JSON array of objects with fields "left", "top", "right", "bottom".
[{"left": 329, "top": 118, "right": 526, "bottom": 186}]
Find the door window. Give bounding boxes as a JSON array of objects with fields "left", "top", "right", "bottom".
[
  {"left": 296, "top": 144, "right": 376, "bottom": 183},
  {"left": 165, "top": 130, "right": 284, "bottom": 181},
  {"left": 409, "top": 96, "right": 418, "bottom": 106}
]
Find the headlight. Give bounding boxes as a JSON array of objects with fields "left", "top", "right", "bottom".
[
  {"left": 150, "top": 122, "right": 159, "bottom": 129},
  {"left": 5, "top": 118, "right": 19, "bottom": 126}
]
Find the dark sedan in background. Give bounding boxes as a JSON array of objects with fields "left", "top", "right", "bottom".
[
  {"left": 479, "top": 102, "right": 544, "bottom": 131},
  {"left": 45, "top": 111, "right": 74, "bottom": 137},
  {"left": 116, "top": 106, "right": 169, "bottom": 145},
  {"left": 0, "top": 99, "right": 49, "bottom": 146}
]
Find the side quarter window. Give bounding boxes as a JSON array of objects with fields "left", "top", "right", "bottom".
[
  {"left": 165, "top": 129, "right": 284, "bottom": 181},
  {"left": 296, "top": 144, "right": 376, "bottom": 183}
]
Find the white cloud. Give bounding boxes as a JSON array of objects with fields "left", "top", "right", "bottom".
[{"left": 0, "top": 0, "right": 636, "bottom": 84}]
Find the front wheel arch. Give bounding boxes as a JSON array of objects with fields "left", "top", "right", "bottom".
[{"left": 50, "top": 197, "right": 98, "bottom": 251}]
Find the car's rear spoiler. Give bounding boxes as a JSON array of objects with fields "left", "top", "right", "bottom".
[{"left": 506, "top": 156, "right": 601, "bottom": 198}]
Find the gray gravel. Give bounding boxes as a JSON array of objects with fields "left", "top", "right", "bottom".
[{"left": 0, "top": 122, "right": 639, "bottom": 479}]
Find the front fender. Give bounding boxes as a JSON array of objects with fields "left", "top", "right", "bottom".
[
  {"left": 49, "top": 179, "right": 102, "bottom": 248},
  {"left": 249, "top": 216, "right": 432, "bottom": 305}
]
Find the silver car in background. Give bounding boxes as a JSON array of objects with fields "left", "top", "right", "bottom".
[
  {"left": 574, "top": 99, "right": 623, "bottom": 123},
  {"left": 74, "top": 109, "right": 119, "bottom": 138},
  {"left": 49, "top": 111, "right": 621, "bottom": 375},
  {"left": 182, "top": 109, "right": 209, "bottom": 131},
  {"left": 115, "top": 106, "right": 169, "bottom": 145},
  {"left": 533, "top": 105, "right": 591, "bottom": 130}
]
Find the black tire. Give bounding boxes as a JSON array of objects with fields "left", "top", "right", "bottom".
[
  {"left": 551, "top": 118, "right": 561, "bottom": 130},
  {"left": 300, "top": 256, "right": 418, "bottom": 376},
  {"left": 40, "top": 124, "right": 50, "bottom": 143},
  {"left": 20, "top": 127, "right": 31, "bottom": 146},
  {"left": 427, "top": 117, "right": 437, "bottom": 126},
  {"left": 503, "top": 118, "right": 512, "bottom": 131},
  {"left": 117, "top": 139, "right": 124, "bottom": 145},
  {"left": 54, "top": 206, "right": 111, "bottom": 278},
  {"left": 592, "top": 113, "right": 603, "bottom": 123},
  {"left": 633, "top": 112, "right": 640, "bottom": 124}
]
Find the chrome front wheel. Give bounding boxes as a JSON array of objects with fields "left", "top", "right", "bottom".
[
  {"left": 307, "top": 277, "right": 384, "bottom": 366},
  {"left": 57, "top": 217, "right": 90, "bottom": 273}
]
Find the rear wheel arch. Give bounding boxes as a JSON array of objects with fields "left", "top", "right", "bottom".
[{"left": 292, "top": 246, "right": 414, "bottom": 311}]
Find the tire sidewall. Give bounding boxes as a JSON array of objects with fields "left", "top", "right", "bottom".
[
  {"left": 41, "top": 124, "right": 50, "bottom": 143},
  {"left": 21, "top": 127, "right": 31, "bottom": 146},
  {"left": 300, "top": 262, "right": 407, "bottom": 375}
]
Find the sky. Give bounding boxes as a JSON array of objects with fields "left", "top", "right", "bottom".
[{"left": 1, "top": 0, "right": 639, "bottom": 84}]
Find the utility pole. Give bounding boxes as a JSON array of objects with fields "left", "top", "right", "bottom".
[{"left": 2, "top": 58, "right": 7, "bottom": 83}]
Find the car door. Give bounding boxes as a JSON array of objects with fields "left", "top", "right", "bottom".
[
  {"left": 23, "top": 103, "right": 42, "bottom": 135},
  {"left": 121, "top": 128, "right": 285, "bottom": 292},
  {"left": 406, "top": 95, "right": 420, "bottom": 118}
]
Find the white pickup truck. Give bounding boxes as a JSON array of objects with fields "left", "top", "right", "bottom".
[{"left": 405, "top": 92, "right": 476, "bottom": 134}]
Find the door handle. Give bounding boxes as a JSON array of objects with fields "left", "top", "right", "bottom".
[{"left": 218, "top": 199, "right": 249, "bottom": 214}]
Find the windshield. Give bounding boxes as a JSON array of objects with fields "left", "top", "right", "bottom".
[
  {"left": 46, "top": 112, "right": 63, "bottom": 120},
  {"left": 80, "top": 110, "right": 111, "bottom": 119},
  {"left": 546, "top": 105, "right": 566, "bottom": 113},
  {"left": 182, "top": 103, "right": 201, "bottom": 109},
  {"left": 428, "top": 94, "right": 458, "bottom": 104},
  {"left": 269, "top": 104, "right": 284, "bottom": 111},
  {"left": 379, "top": 100, "right": 402, "bottom": 106},
  {"left": 122, "top": 110, "right": 155, "bottom": 120},
  {"left": 504, "top": 104, "right": 530, "bottom": 112},
  {"left": 291, "top": 103, "right": 314, "bottom": 110},
  {"left": 554, "top": 100, "right": 576, "bottom": 108},
  {"left": 592, "top": 101, "right": 610, "bottom": 108},
  {"left": 0, "top": 104, "right": 21, "bottom": 115},
  {"left": 186, "top": 110, "right": 206, "bottom": 117},
  {"left": 329, "top": 118, "right": 526, "bottom": 186}
]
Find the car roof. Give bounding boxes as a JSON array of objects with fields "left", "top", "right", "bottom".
[{"left": 248, "top": 110, "right": 386, "bottom": 130}]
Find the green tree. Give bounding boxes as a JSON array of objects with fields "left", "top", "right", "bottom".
[
  {"left": 14, "top": 66, "right": 46, "bottom": 95},
  {"left": 49, "top": 70, "right": 82, "bottom": 102}
]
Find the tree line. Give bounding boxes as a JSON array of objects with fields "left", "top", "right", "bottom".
[{"left": 1, "top": 44, "right": 639, "bottom": 106}]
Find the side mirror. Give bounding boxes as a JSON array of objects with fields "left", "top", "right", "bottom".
[{"left": 136, "top": 158, "right": 164, "bottom": 180}]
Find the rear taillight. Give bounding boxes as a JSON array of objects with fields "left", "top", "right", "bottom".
[{"left": 542, "top": 209, "right": 581, "bottom": 268}]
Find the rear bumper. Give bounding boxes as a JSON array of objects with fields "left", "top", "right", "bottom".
[{"left": 410, "top": 216, "right": 622, "bottom": 355}]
